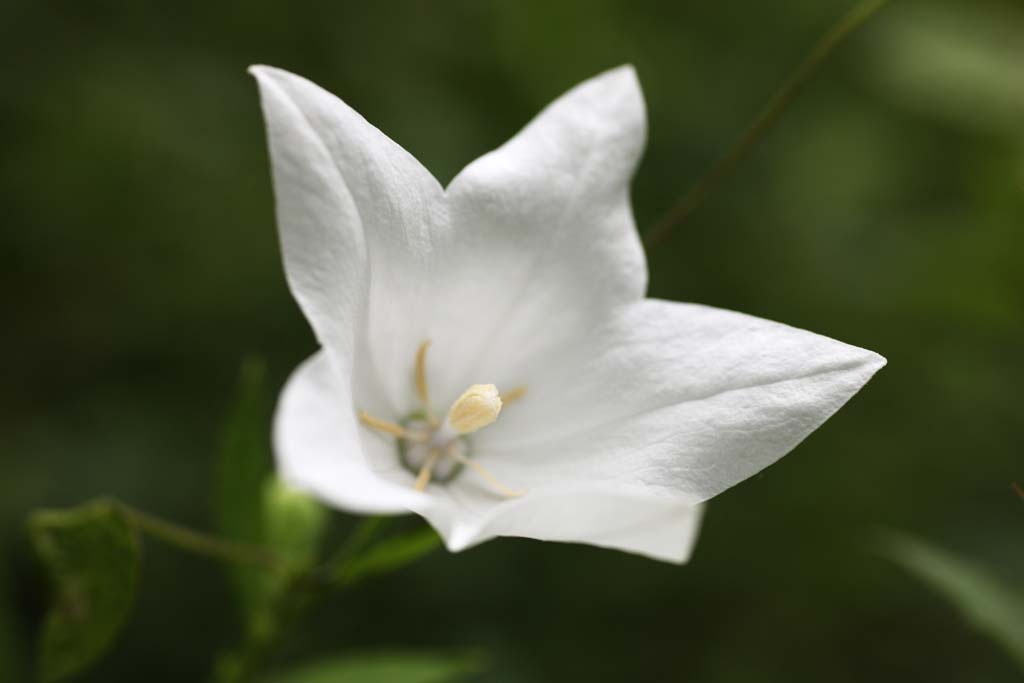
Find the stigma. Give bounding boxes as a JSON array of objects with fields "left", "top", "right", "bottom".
[{"left": 358, "top": 341, "right": 525, "bottom": 497}]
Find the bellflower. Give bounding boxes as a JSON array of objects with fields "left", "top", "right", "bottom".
[{"left": 250, "top": 64, "right": 885, "bottom": 563}]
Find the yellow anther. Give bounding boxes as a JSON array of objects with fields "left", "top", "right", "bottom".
[
  {"left": 501, "top": 386, "right": 528, "bottom": 404},
  {"left": 414, "top": 340, "right": 437, "bottom": 425},
  {"left": 446, "top": 384, "right": 502, "bottom": 435}
]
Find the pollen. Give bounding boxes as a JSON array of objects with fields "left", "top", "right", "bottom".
[{"left": 446, "top": 384, "right": 502, "bottom": 435}]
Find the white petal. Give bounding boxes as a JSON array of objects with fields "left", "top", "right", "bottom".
[
  {"left": 249, "top": 65, "right": 370, "bottom": 370},
  {"left": 480, "top": 299, "right": 887, "bottom": 505},
  {"left": 273, "top": 351, "right": 424, "bottom": 514},
  {"left": 440, "top": 486, "right": 704, "bottom": 564},
  {"left": 249, "top": 65, "right": 447, "bottom": 414},
  {"left": 426, "top": 65, "right": 649, "bottom": 402},
  {"left": 251, "top": 65, "right": 650, "bottom": 422}
]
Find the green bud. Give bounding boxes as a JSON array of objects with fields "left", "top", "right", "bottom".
[{"left": 261, "top": 476, "right": 328, "bottom": 572}]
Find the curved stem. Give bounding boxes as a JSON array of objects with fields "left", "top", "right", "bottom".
[
  {"left": 324, "top": 516, "right": 388, "bottom": 577},
  {"left": 113, "top": 500, "right": 286, "bottom": 574},
  {"left": 214, "top": 517, "right": 391, "bottom": 683},
  {"left": 643, "top": 0, "right": 891, "bottom": 248}
]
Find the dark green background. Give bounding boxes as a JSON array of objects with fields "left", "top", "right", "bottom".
[{"left": 3, "top": 0, "right": 1022, "bottom": 681}]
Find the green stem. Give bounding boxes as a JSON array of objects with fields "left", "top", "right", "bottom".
[
  {"left": 214, "top": 574, "right": 308, "bottom": 683},
  {"left": 214, "top": 517, "right": 391, "bottom": 683},
  {"left": 642, "top": 0, "right": 891, "bottom": 248},
  {"left": 113, "top": 500, "right": 286, "bottom": 574},
  {"left": 323, "top": 516, "right": 388, "bottom": 580}
]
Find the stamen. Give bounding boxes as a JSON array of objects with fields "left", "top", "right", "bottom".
[
  {"left": 365, "top": 342, "right": 528, "bottom": 494},
  {"left": 446, "top": 384, "right": 502, "bottom": 435},
  {"left": 501, "top": 386, "right": 528, "bottom": 404},
  {"left": 414, "top": 340, "right": 438, "bottom": 425},
  {"left": 449, "top": 450, "right": 525, "bottom": 498},
  {"left": 358, "top": 411, "right": 424, "bottom": 441},
  {"left": 413, "top": 448, "right": 443, "bottom": 491}
]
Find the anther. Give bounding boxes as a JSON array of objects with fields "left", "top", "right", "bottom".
[
  {"left": 445, "top": 384, "right": 502, "bottom": 435},
  {"left": 358, "top": 342, "right": 527, "bottom": 497}
]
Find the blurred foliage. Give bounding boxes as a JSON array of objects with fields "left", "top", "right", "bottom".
[
  {"left": 215, "top": 357, "right": 276, "bottom": 618},
  {"left": 269, "top": 651, "right": 484, "bottom": 683},
  {"left": 334, "top": 527, "right": 443, "bottom": 587},
  {"left": 213, "top": 357, "right": 329, "bottom": 625},
  {"left": 28, "top": 501, "right": 139, "bottom": 682},
  {"left": 881, "top": 533, "right": 1024, "bottom": 671},
  {"left": 3, "top": 0, "right": 1023, "bottom": 681},
  {"left": 869, "top": 4, "right": 1024, "bottom": 136},
  {"left": 262, "top": 477, "right": 328, "bottom": 576}
]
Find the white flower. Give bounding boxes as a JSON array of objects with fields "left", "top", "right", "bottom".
[{"left": 250, "top": 64, "right": 885, "bottom": 563}]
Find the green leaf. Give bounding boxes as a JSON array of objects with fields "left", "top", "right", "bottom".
[
  {"left": 336, "top": 526, "right": 442, "bottom": 586},
  {"left": 269, "top": 651, "right": 484, "bottom": 683},
  {"left": 881, "top": 532, "right": 1024, "bottom": 670},
  {"left": 28, "top": 500, "right": 140, "bottom": 682},
  {"left": 214, "top": 356, "right": 274, "bottom": 616}
]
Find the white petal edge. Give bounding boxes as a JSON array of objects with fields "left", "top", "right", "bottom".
[
  {"left": 476, "top": 299, "right": 887, "bottom": 505},
  {"left": 441, "top": 487, "right": 706, "bottom": 564},
  {"left": 271, "top": 354, "right": 706, "bottom": 564},
  {"left": 249, "top": 65, "right": 370, "bottom": 372},
  {"left": 428, "top": 65, "right": 650, "bottom": 402},
  {"left": 273, "top": 351, "right": 424, "bottom": 515},
  {"left": 250, "top": 64, "right": 448, "bottom": 415}
]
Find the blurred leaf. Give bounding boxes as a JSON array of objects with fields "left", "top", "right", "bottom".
[
  {"left": 28, "top": 500, "right": 140, "bottom": 682},
  {"left": 337, "top": 526, "right": 442, "bottom": 586},
  {"left": 214, "top": 356, "right": 274, "bottom": 616},
  {"left": 269, "top": 651, "right": 484, "bottom": 683},
  {"left": 871, "top": 3, "right": 1024, "bottom": 135},
  {"left": 881, "top": 533, "right": 1024, "bottom": 670}
]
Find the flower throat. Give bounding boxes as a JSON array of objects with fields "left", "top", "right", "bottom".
[{"left": 358, "top": 341, "right": 526, "bottom": 497}]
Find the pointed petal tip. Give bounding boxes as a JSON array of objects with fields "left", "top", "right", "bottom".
[
  {"left": 597, "top": 62, "right": 636, "bottom": 77},
  {"left": 443, "top": 520, "right": 482, "bottom": 554},
  {"left": 247, "top": 65, "right": 282, "bottom": 91},
  {"left": 584, "top": 64, "right": 645, "bottom": 130},
  {"left": 595, "top": 63, "right": 641, "bottom": 91},
  {"left": 859, "top": 348, "right": 887, "bottom": 376},
  {"left": 247, "top": 64, "right": 271, "bottom": 79},
  {"left": 610, "top": 63, "right": 638, "bottom": 78},
  {"left": 248, "top": 64, "right": 295, "bottom": 85}
]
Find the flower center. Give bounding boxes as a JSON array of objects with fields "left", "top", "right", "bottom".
[{"left": 358, "top": 341, "right": 526, "bottom": 497}]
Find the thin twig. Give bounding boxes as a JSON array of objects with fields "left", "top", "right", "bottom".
[
  {"left": 113, "top": 500, "right": 286, "bottom": 574},
  {"left": 643, "top": 0, "right": 891, "bottom": 248}
]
